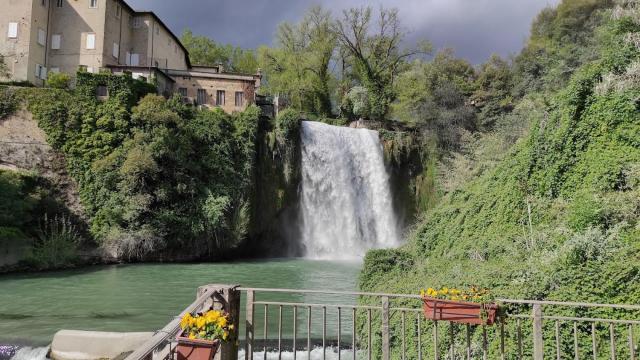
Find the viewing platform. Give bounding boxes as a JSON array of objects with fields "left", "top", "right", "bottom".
[{"left": 69, "top": 284, "right": 638, "bottom": 360}]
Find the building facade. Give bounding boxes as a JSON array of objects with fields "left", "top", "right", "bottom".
[{"left": 0, "top": 0, "right": 260, "bottom": 112}]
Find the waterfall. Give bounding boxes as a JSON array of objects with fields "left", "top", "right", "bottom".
[{"left": 299, "top": 121, "right": 400, "bottom": 260}]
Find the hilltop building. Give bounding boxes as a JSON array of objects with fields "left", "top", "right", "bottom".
[{"left": 0, "top": 0, "right": 261, "bottom": 112}]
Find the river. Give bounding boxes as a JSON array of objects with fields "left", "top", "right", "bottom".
[{"left": 0, "top": 259, "right": 362, "bottom": 359}]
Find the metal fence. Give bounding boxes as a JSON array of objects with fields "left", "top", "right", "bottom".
[{"left": 125, "top": 285, "right": 640, "bottom": 360}]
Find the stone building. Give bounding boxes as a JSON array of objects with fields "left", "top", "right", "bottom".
[{"left": 0, "top": 0, "right": 261, "bottom": 113}]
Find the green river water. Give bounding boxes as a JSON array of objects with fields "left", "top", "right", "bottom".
[{"left": 0, "top": 259, "right": 361, "bottom": 351}]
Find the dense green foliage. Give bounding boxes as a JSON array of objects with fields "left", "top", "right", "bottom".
[
  {"left": 21, "top": 73, "right": 260, "bottom": 260},
  {"left": 0, "top": 170, "right": 79, "bottom": 269},
  {"left": 0, "top": 86, "right": 19, "bottom": 119},
  {"left": 258, "top": 6, "right": 336, "bottom": 116},
  {"left": 360, "top": 1, "right": 640, "bottom": 358},
  {"left": 45, "top": 72, "right": 71, "bottom": 89},
  {"left": 181, "top": 29, "right": 258, "bottom": 74}
]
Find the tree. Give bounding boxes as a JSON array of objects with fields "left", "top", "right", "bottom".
[
  {"left": 180, "top": 30, "right": 258, "bottom": 73},
  {"left": 259, "top": 6, "right": 337, "bottom": 116},
  {"left": 393, "top": 49, "right": 476, "bottom": 150},
  {"left": 333, "top": 6, "right": 430, "bottom": 120}
]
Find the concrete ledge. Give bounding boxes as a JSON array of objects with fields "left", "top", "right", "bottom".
[{"left": 50, "top": 330, "right": 153, "bottom": 360}]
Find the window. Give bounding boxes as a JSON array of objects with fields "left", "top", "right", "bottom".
[
  {"left": 35, "top": 64, "right": 47, "bottom": 79},
  {"left": 41, "top": 0, "right": 46, "bottom": 6},
  {"left": 127, "top": 53, "right": 139, "bottom": 66},
  {"left": 115, "top": 4, "right": 121, "bottom": 18},
  {"left": 132, "top": 17, "right": 142, "bottom": 28},
  {"left": 197, "top": 89, "right": 207, "bottom": 105},
  {"left": 37, "top": 28, "right": 46, "bottom": 46},
  {"left": 56, "top": 0, "right": 63, "bottom": 7},
  {"left": 178, "top": 87, "right": 187, "bottom": 97},
  {"left": 216, "top": 90, "right": 225, "bottom": 106},
  {"left": 112, "top": 42, "right": 119, "bottom": 58},
  {"left": 235, "top": 92, "right": 244, "bottom": 107},
  {"left": 51, "top": 34, "right": 61, "bottom": 49},
  {"left": 86, "top": 33, "right": 95, "bottom": 49},
  {"left": 7, "top": 22, "right": 18, "bottom": 39},
  {"left": 96, "top": 85, "right": 108, "bottom": 97},
  {"left": 89, "top": 0, "right": 97, "bottom": 8}
]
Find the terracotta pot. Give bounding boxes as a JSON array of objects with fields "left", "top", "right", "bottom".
[
  {"left": 175, "top": 334, "right": 220, "bottom": 360},
  {"left": 422, "top": 297, "right": 498, "bottom": 326}
]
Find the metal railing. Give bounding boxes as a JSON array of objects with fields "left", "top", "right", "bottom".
[{"left": 126, "top": 285, "right": 640, "bottom": 360}]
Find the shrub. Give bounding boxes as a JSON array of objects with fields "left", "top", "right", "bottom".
[
  {"left": 46, "top": 72, "right": 71, "bottom": 89},
  {"left": 0, "top": 86, "right": 19, "bottom": 119},
  {"left": 275, "top": 108, "right": 301, "bottom": 141},
  {"left": 27, "top": 214, "right": 80, "bottom": 269}
]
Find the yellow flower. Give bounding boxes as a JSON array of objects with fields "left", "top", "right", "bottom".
[
  {"left": 205, "top": 310, "right": 221, "bottom": 323},
  {"left": 229, "top": 324, "right": 235, "bottom": 330},
  {"left": 188, "top": 332, "right": 196, "bottom": 340},
  {"left": 217, "top": 316, "right": 228, "bottom": 328},
  {"left": 223, "top": 331, "right": 229, "bottom": 341},
  {"left": 180, "top": 314, "right": 193, "bottom": 329},
  {"left": 427, "top": 288, "right": 437, "bottom": 296},
  {"left": 196, "top": 316, "right": 206, "bottom": 329},
  {"left": 420, "top": 289, "right": 425, "bottom": 297},
  {"left": 440, "top": 287, "right": 449, "bottom": 295}
]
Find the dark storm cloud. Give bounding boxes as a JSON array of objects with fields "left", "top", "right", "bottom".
[{"left": 127, "top": 0, "right": 560, "bottom": 64}]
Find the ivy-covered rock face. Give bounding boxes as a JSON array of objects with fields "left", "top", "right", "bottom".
[
  {"left": 359, "top": 2, "right": 640, "bottom": 359},
  {"left": 13, "top": 72, "right": 261, "bottom": 261}
]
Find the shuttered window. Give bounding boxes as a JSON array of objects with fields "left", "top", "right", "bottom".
[
  {"left": 216, "top": 90, "right": 225, "bottom": 106},
  {"left": 51, "top": 34, "right": 61, "bottom": 49},
  {"left": 197, "top": 89, "right": 207, "bottom": 105},
  {"left": 112, "top": 43, "right": 119, "bottom": 58},
  {"left": 235, "top": 92, "right": 244, "bottom": 107},
  {"left": 7, "top": 22, "right": 18, "bottom": 38},
  {"left": 86, "top": 33, "right": 95, "bottom": 49},
  {"left": 130, "top": 53, "right": 139, "bottom": 66},
  {"left": 38, "top": 28, "right": 46, "bottom": 46}
]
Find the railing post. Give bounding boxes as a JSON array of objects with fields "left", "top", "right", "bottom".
[
  {"left": 382, "top": 296, "right": 390, "bottom": 360},
  {"left": 197, "top": 285, "right": 241, "bottom": 360},
  {"left": 245, "top": 290, "right": 255, "bottom": 360},
  {"left": 533, "top": 304, "right": 544, "bottom": 360}
]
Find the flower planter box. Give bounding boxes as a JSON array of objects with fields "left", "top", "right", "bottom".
[
  {"left": 422, "top": 297, "right": 498, "bottom": 326},
  {"left": 176, "top": 333, "right": 220, "bottom": 360}
]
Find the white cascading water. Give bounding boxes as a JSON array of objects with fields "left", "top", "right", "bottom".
[{"left": 299, "top": 121, "right": 400, "bottom": 260}]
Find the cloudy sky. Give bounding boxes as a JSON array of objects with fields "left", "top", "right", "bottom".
[{"left": 127, "top": 0, "right": 560, "bottom": 64}]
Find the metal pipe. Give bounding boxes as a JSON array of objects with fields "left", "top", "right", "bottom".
[
  {"left": 401, "top": 311, "right": 406, "bottom": 360},
  {"left": 308, "top": 306, "right": 312, "bottom": 360},
  {"left": 278, "top": 305, "right": 282, "bottom": 360},
  {"left": 293, "top": 306, "right": 297, "bottom": 360},
  {"left": 555, "top": 321, "right": 561, "bottom": 360},
  {"left": 352, "top": 308, "right": 356, "bottom": 360},
  {"left": 264, "top": 304, "right": 268, "bottom": 360},
  {"left": 323, "top": 306, "right": 327, "bottom": 360},
  {"left": 367, "top": 309, "right": 372, "bottom": 360},
  {"left": 338, "top": 307, "right": 342, "bottom": 360},
  {"left": 592, "top": 322, "right": 597, "bottom": 360}
]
